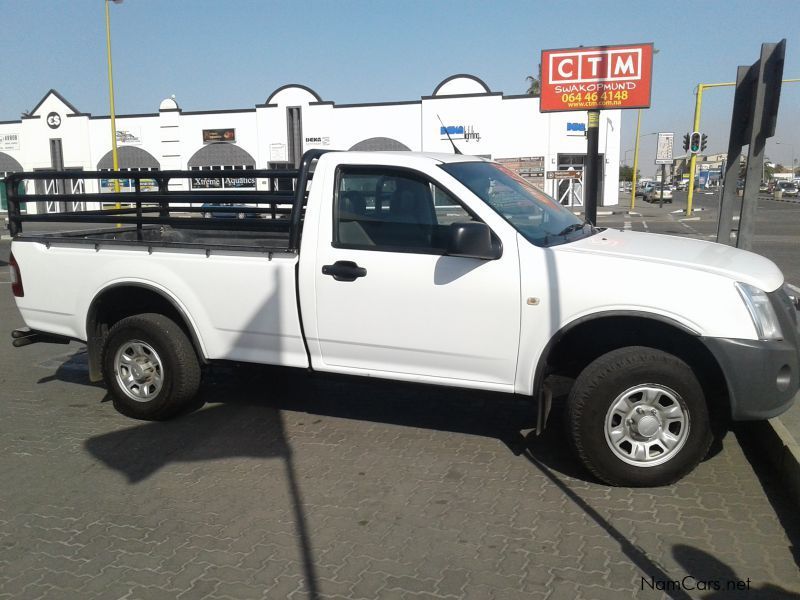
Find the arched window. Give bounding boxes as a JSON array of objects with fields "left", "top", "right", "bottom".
[
  {"left": 349, "top": 137, "right": 411, "bottom": 152},
  {"left": 97, "top": 146, "right": 160, "bottom": 193},
  {"left": 0, "top": 152, "right": 23, "bottom": 211},
  {"left": 187, "top": 142, "right": 256, "bottom": 189}
]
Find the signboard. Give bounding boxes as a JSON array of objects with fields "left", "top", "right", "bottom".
[
  {"left": 540, "top": 43, "right": 654, "bottom": 112},
  {"left": 547, "top": 170, "right": 582, "bottom": 180},
  {"left": 440, "top": 124, "right": 481, "bottom": 143},
  {"left": 46, "top": 112, "right": 62, "bottom": 129},
  {"left": 191, "top": 175, "right": 256, "bottom": 190},
  {"left": 566, "top": 122, "right": 586, "bottom": 136},
  {"left": 655, "top": 132, "right": 674, "bottom": 165},
  {"left": 304, "top": 136, "right": 330, "bottom": 147},
  {"left": 269, "top": 143, "right": 287, "bottom": 162},
  {"left": 100, "top": 178, "right": 158, "bottom": 192},
  {"left": 496, "top": 157, "right": 545, "bottom": 190},
  {"left": 0, "top": 132, "right": 20, "bottom": 152},
  {"left": 202, "top": 128, "right": 236, "bottom": 143},
  {"left": 116, "top": 127, "right": 142, "bottom": 145}
]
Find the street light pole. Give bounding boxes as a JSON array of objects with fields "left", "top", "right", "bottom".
[
  {"left": 105, "top": 0, "right": 121, "bottom": 197},
  {"left": 623, "top": 149, "right": 633, "bottom": 165},
  {"left": 776, "top": 141, "right": 796, "bottom": 178}
]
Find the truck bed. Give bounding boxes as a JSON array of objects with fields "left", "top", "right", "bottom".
[
  {"left": 3, "top": 155, "right": 329, "bottom": 254},
  {"left": 16, "top": 223, "right": 293, "bottom": 253}
]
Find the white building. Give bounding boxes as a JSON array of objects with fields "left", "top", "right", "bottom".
[{"left": 0, "top": 74, "right": 621, "bottom": 211}]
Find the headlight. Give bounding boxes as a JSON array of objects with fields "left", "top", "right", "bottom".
[{"left": 735, "top": 282, "right": 783, "bottom": 340}]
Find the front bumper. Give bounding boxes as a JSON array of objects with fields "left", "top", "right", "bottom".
[{"left": 701, "top": 287, "right": 800, "bottom": 421}]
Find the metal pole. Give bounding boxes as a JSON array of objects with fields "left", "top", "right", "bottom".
[
  {"left": 685, "top": 84, "right": 704, "bottom": 216},
  {"left": 105, "top": 0, "right": 121, "bottom": 200},
  {"left": 630, "top": 109, "right": 642, "bottom": 212},
  {"left": 584, "top": 109, "right": 600, "bottom": 225},
  {"left": 659, "top": 164, "right": 666, "bottom": 208},
  {"left": 684, "top": 78, "right": 798, "bottom": 216}
]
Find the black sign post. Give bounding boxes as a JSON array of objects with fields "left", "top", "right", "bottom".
[
  {"left": 584, "top": 110, "right": 600, "bottom": 225},
  {"left": 717, "top": 40, "right": 785, "bottom": 249}
]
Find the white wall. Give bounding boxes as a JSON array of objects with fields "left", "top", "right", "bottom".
[{"left": 0, "top": 79, "right": 623, "bottom": 209}]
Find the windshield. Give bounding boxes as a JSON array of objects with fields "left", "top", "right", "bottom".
[{"left": 440, "top": 161, "right": 596, "bottom": 247}]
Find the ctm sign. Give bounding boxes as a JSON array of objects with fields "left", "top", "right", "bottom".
[{"left": 540, "top": 43, "right": 653, "bottom": 112}]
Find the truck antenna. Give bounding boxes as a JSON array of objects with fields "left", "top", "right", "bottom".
[{"left": 437, "top": 114, "right": 463, "bottom": 155}]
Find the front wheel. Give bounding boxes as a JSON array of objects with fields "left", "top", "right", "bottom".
[
  {"left": 567, "top": 346, "right": 712, "bottom": 486},
  {"left": 102, "top": 313, "right": 201, "bottom": 421}
]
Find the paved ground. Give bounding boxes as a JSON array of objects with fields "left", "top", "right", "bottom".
[{"left": 1, "top": 226, "right": 800, "bottom": 599}]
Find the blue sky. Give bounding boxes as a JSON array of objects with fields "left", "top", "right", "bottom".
[{"left": 1, "top": 0, "right": 798, "bottom": 174}]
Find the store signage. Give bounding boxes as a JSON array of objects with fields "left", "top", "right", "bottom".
[
  {"left": 440, "top": 125, "right": 481, "bottom": 142},
  {"left": 547, "top": 170, "right": 582, "bottom": 180},
  {"left": 0, "top": 132, "right": 20, "bottom": 151},
  {"left": 116, "top": 128, "right": 142, "bottom": 145},
  {"left": 100, "top": 178, "right": 158, "bottom": 192},
  {"left": 566, "top": 122, "right": 586, "bottom": 132},
  {"left": 496, "top": 157, "right": 545, "bottom": 190},
  {"left": 269, "top": 143, "right": 287, "bottom": 162},
  {"left": 305, "top": 136, "right": 330, "bottom": 146},
  {"left": 191, "top": 176, "right": 256, "bottom": 189},
  {"left": 46, "top": 112, "right": 62, "bottom": 129},
  {"left": 540, "top": 43, "right": 653, "bottom": 112},
  {"left": 202, "top": 128, "right": 236, "bottom": 143}
]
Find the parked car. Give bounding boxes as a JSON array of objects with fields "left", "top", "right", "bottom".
[
  {"left": 6, "top": 150, "right": 799, "bottom": 487},
  {"left": 635, "top": 182, "right": 655, "bottom": 197},
  {"left": 777, "top": 181, "right": 799, "bottom": 197},
  {"left": 200, "top": 203, "right": 260, "bottom": 219},
  {"left": 644, "top": 185, "right": 672, "bottom": 203}
]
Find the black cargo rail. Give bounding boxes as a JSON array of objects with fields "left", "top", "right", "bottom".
[{"left": 3, "top": 149, "right": 333, "bottom": 252}]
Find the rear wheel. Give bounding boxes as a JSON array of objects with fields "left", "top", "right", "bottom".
[
  {"left": 567, "top": 346, "right": 712, "bottom": 486},
  {"left": 102, "top": 313, "right": 201, "bottom": 421}
]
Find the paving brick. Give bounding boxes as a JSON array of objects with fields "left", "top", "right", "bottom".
[{"left": 0, "top": 292, "right": 799, "bottom": 600}]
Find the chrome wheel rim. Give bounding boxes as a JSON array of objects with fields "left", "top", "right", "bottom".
[
  {"left": 604, "top": 384, "right": 690, "bottom": 467},
  {"left": 114, "top": 339, "right": 164, "bottom": 402}
]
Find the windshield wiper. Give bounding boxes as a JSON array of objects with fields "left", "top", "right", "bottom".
[{"left": 556, "top": 221, "right": 591, "bottom": 237}]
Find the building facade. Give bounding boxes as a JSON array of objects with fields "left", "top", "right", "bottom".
[{"left": 0, "top": 74, "right": 621, "bottom": 211}]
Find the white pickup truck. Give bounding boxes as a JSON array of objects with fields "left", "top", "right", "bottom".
[{"left": 5, "top": 150, "right": 799, "bottom": 486}]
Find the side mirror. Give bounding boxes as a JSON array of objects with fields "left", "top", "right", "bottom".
[{"left": 447, "top": 222, "right": 502, "bottom": 260}]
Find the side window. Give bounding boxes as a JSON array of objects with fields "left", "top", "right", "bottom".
[{"left": 335, "top": 168, "right": 479, "bottom": 252}]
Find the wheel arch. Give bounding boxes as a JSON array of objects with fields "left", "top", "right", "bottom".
[
  {"left": 533, "top": 311, "right": 729, "bottom": 423},
  {"left": 86, "top": 282, "right": 207, "bottom": 382}
]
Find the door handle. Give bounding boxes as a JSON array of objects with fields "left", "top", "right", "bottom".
[{"left": 322, "top": 260, "right": 367, "bottom": 282}]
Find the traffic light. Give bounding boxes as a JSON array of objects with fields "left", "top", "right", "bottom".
[
  {"left": 683, "top": 133, "right": 690, "bottom": 151},
  {"left": 689, "top": 131, "right": 701, "bottom": 154},
  {"left": 701, "top": 133, "right": 708, "bottom": 151}
]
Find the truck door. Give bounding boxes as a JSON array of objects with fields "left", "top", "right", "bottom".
[{"left": 311, "top": 165, "right": 520, "bottom": 388}]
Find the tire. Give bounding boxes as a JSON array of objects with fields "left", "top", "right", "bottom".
[
  {"left": 102, "top": 313, "right": 201, "bottom": 421},
  {"left": 567, "top": 346, "right": 712, "bottom": 487}
]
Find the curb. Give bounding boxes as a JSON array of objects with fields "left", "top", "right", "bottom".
[
  {"left": 762, "top": 195, "right": 800, "bottom": 204},
  {"left": 572, "top": 210, "right": 617, "bottom": 216},
  {"left": 750, "top": 416, "right": 800, "bottom": 507}
]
